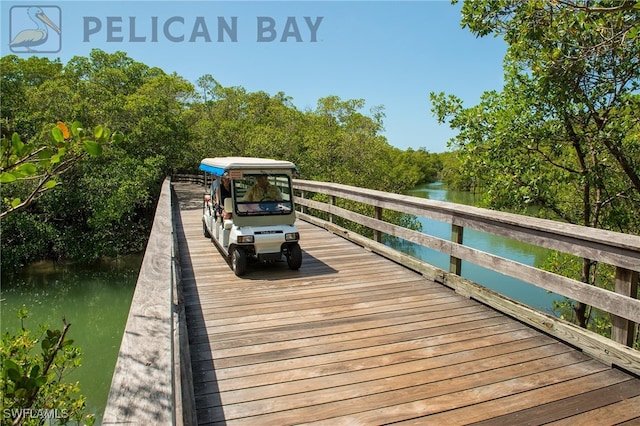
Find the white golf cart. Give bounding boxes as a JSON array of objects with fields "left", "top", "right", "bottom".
[{"left": 199, "top": 157, "right": 302, "bottom": 276}]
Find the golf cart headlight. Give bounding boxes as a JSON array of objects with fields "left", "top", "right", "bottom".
[
  {"left": 285, "top": 232, "right": 299, "bottom": 241},
  {"left": 237, "top": 235, "right": 254, "bottom": 243}
]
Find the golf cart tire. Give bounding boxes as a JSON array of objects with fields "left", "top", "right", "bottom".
[
  {"left": 287, "top": 243, "right": 302, "bottom": 270},
  {"left": 232, "top": 247, "right": 247, "bottom": 276}
]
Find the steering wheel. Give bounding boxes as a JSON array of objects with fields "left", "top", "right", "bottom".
[{"left": 258, "top": 201, "right": 275, "bottom": 211}]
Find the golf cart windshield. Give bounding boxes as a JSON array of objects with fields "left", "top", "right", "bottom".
[{"left": 233, "top": 173, "right": 294, "bottom": 216}]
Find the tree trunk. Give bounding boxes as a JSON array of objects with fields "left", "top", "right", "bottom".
[{"left": 574, "top": 257, "right": 592, "bottom": 328}]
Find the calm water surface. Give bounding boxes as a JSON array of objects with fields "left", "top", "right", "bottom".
[
  {"left": 1, "top": 254, "right": 141, "bottom": 425},
  {"left": 393, "top": 181, "right": 560, "bottom": 315}
]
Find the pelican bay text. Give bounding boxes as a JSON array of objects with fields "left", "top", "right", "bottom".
[{"left": 83, "top": 16, "right": 324, "bottom": 43}]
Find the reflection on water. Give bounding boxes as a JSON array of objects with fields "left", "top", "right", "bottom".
[
  {"left": 392, "top": 182, "right": 559, "bottom": 315},
  {"left": 1, "top": 254, "right": 141, "bottom": 425}
]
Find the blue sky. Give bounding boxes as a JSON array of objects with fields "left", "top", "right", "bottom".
[{"left": 2, "top": 1, "right": 507, "bottom": 152}]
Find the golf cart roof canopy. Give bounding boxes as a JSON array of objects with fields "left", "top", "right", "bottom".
[{"left": 199, "top": 157, "right": 297, "bottom": 177}]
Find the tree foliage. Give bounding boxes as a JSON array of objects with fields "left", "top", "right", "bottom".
[
  {"left": 0, "top": 51, "right": 186, "bottom": 268},
  {"left": 1, "top": 51, "right": 442, "bottom": 270},
  {"left": 1, "top": 308, "right": 94, "bottom": 425},
  {"left": 435, "top": 1, "right": 640, "bottom": 224},
  {"left": 1, "top": 122, "right": 120, "bottom": 220},
  {"left": 432, "top": 0, "right": 640, "bottom": 331}
]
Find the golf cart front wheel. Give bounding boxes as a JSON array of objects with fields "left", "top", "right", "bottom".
[
  {"left": 232, "top": 248, "right": 247, "bottom": 276},
  {"left": 287, "top": 243, "right": 302, "bottom": 270}
]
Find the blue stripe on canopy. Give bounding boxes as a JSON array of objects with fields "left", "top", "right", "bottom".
[{"left": 199, "top": 163, "right": 226, "bottom": 176}]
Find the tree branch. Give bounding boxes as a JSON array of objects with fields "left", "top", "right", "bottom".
[
  {"left": 0, "top": 146, "right": 48, "bottom": 174},
  {"left": 526, "top": 143, "right": 581, "bottom": 174},
  {"left": 0, "top": 153, "right": 85, "bottom": 220},
  {"left": 12, "top": 320, "right": 72, "bottom": 426},
  {"left": 556, "top": 0, "right": 639, "bottom": 14}
]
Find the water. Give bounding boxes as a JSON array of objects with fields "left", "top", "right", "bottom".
[
  {"left": 393, "top": 181, "right": 560, "bottom": 315},
  {"left": 1, "top": 254, "right": 141, "bottom": 424}
]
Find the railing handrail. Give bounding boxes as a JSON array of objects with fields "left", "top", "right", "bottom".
[{"left": 293, "top": 179, "right": 640, "bottom": 271}]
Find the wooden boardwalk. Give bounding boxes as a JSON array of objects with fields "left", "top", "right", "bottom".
[{"left": 173, "top": 183, "right": 640, "bottom": 425}]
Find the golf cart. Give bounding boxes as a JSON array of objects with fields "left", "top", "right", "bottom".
[{"left": 199, "top": 157, "right": 302, "bottom": 276}]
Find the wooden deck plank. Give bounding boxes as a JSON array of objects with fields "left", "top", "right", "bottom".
[
  {"left": 466, "top": 378, "right": 640, "bottom": 425},
  {"left": 208, "top": 357, "right": 606, "bottom": 425},
  {"left": 199, "top": 322, "right": 535, "bottom": 382},
  {"left": 203, "top": 338, "right": 563, "bottom": 395},
  {"left": 188, "top": 282, "right": 454, "bottom": 322},
  {"left": 338, "top": 370, "right": 632, "bottom": 425},
  {"left": 190, "top": 311, "right": 511, "bottom": 362},
  {"left": 544, "top": 394, "right": 640, "bottom": 425},
  {"left": 194, "top": 300, "right": 490, "bottom": 345},
  {"left": 172, "top": 183, "right": 640, "bottom": 426},
  {"left": 200, "top": 343, "right": 576, "bottom": 407}
]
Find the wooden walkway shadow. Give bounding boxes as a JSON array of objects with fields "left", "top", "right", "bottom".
[{"left": 173, "top": 182, "right": 640, "bottom": 426}]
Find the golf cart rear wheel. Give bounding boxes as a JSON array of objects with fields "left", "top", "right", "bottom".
[
  {"left": 287, "top": 243, "right": 302, "bottom": 270},
  {"left": 232, "top": 248, "right": 247, "bottom": 276}
]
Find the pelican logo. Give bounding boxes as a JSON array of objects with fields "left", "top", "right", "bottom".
[{"left": 9, "top": 6, "right": 61, "bottom": 53}]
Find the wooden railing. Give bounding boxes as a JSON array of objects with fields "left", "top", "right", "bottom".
[
  {"left": 293, "top": 179, "right": 640, "bottom": 376},
  {"left": 103, "top": 177, "right": 196, "bottom": 425},
  {"left": 173, "top": 173, "right": 206, "bottom": 186}
]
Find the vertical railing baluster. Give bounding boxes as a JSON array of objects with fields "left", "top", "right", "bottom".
[
  {"left": 611, "top": 267, "right": 639, "bottom": 347},
  {"left": 374, "top": 206, "right": 382, "bottom": 243},
  {"left": 450, "top": 224, "right": 463, "bottom": 275},
  {"left": 330, "top": 195, "right": 336, "bottom": 223}
]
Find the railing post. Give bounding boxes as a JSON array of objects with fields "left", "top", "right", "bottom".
[
  {"left": 449, "top": 224, "right": 463, "bottom": 275},
  {"left": 374, "top": 206, "right": 383, "bottom": 243},
  {"left": 611, "top": 267, "right": 639, "bottom": 346},
  {"left": 300, "top": 190, "right": 306, "bottom": 214},
  {"left": 330, "top": 195, "right": 336, "bottom": 223}
]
